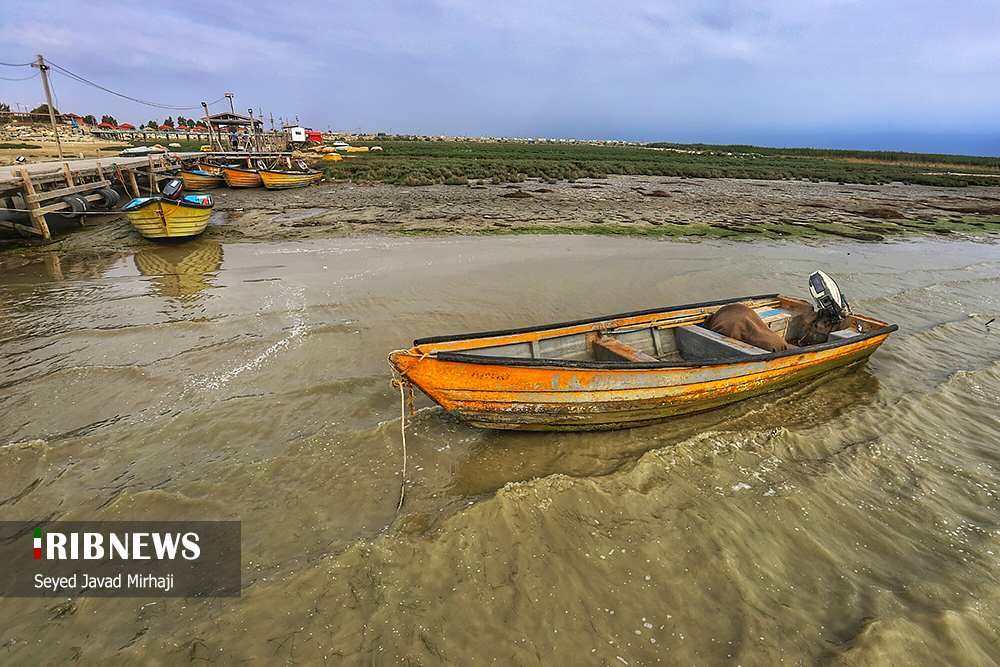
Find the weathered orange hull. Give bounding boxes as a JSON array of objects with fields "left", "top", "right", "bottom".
[
  {"left": 222, "top": 166, "right": 262, "bottom": 188},
  {"left": 259, "top": 169, "right": 322, "bottom": 189},
  {"left": 388, "top": 295, "right": 897, "bottom": 431},
  {"left": 177, "top": 170, "right": 225, "bottom": 190}
]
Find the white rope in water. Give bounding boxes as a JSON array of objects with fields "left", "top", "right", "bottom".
[
  {"left": 395, "top": 377, "right": 408, "bottom": 512},
  {"left": 388, "top": 350, "right": 423, "bottom": 515}
]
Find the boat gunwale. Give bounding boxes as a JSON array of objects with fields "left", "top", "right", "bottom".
[
  {"left": 121, "top": 195, "right": 214, "bottom": 212},
  {"left": 179, "top": 169, "right": 224, "bottom": 177},
  {"left": 257, "top": 169, "right": 321, "bottom": 177},
  {"left": 412, "top": 293, "right": 781, "bottom": 347},
  {"left": 426, "top": 324, "right": 898, "bottom": 371}
]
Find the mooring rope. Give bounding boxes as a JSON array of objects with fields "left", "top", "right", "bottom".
[
  {"left": 387, "top": 350, "right": 427, "bottom": 514},
  {"left": 390, "top": 375, "right": 410, "bottom": 513}
]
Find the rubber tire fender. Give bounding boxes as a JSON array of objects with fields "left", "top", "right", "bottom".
[
  {"left": 57, "top": 194, "right": 89, "bottom": 218},
  {"left": 95, "top": 187, "right": 120, "bottom": 209}
]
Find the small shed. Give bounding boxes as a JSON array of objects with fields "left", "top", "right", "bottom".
[{"left": 202, "top": 112, "right": 263, "bottom": 132}]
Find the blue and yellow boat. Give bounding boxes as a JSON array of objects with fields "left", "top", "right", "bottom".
[{"left": 122, "top": 179, "right": 214, "bottom": 239}]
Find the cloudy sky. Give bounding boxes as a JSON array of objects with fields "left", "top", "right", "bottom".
[{"left": 3, "top": 0, "right": 998, "bottom": 154}]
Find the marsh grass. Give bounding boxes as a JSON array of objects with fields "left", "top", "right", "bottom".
[
  {"left": 391, "top": 213, "right": 1000, "bottom": 242},
  {"left": 318, "top": 141, "right": 1000, "bottom": 188}
]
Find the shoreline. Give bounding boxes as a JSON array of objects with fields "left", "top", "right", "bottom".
[{"left": 4, "top": 174, "right": 1000, "bottom": 256}]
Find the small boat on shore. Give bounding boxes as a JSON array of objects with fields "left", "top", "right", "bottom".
[
  {"left": 221, "top": 165, "right": 262, "bottom": 188},
  {"left": 389, "top": 274, "right": 897, "bottom": 431},
  {"left": 176, "top": 169, "right": 225, "bottom": 191},
  {"left": 259, "top": 161, "right": 323, "bottom": 189},
  {"left": 122, "top": 178, "right": 214, "bottom": 239}
]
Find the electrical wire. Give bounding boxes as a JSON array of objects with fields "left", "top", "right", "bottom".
[
  {"left": 0, "top": 72, "right": 38, "bottom": 81},
  {"left": 0, "top": 61, "right": 33, "bottom": 67},
  {"left": 45, "top": 59, "right": 226, "bottom": 111},
  {"left": 44, "top": 70, "right": 60, "bottom": 113}
]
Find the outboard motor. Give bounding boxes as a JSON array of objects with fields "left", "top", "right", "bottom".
[
  {"left": 809, "top": 270, "right": 852, "bottom": 322},
  {"left": 161, "top": 178, "right": 184, "bottom": 200}
]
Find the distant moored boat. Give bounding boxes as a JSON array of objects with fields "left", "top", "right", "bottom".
[
  {"left": 221, "top": 165, "right": 262, "bottom": 188},
  {"left": 176, "top": 169, "right": 225, "bottom": 191},
  {"left": 259, "top": 160, "right": 323, "bottom": 189}
]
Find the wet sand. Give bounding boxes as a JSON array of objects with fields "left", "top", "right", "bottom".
[{"left": 23, "top": 175, "right": 1000, "bottom": 255}]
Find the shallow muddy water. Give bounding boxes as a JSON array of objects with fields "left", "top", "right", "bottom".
[{"left": 2, "top": 234, "right": 1000, "bottom": 665}]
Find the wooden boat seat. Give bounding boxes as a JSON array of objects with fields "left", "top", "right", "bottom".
[
  {"left": 675, "top": 325, "right": 769, "bottom": 360},
  {"left": 828, "top": 328, "right": 862, "bottom": 342},
  {"left": 754, "top": 307, "right": 794, "bottom": 338},
  {"left": 591, "top": 335, "right": 659, "bottom": 363}
]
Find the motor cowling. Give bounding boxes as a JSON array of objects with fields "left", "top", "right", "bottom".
[
  {"left": 809, "top": 270, "right": 851, "bottom": 321},
  {"left": 161, "top": 178, "right": 184, "bottom": 199}
]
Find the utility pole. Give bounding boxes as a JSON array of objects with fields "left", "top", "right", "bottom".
[
  {"left": 226, "top": 93, "right": 235, "bottom": 115},
  {"left": 32, "top": 54, "right": 63, "bottom": 159}
]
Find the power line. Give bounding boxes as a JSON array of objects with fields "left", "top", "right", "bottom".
[
  {"left": 0, "top": 72, "right": 38, "bottom": 81},
  {"left": 0, "top": 61, "right": 33, "bottom": 67},
  {"left": 49, "top": 73, "right": 60, "bottom": 113},
  {"left": 44, "top": 59, "right": 227, "bottom": 111}
]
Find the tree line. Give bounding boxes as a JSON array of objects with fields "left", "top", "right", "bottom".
[{"left": 0, "top": 103, "right": 202, "bottom": 131}]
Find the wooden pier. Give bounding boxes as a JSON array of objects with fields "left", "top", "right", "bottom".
[
  {"left": 0, "top": 154, "right": 174, "bottom": 240},
  {"left": 0, "top": 151, "right": 296, "bottom": 241}
]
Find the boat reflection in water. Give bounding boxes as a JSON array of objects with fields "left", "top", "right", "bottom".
[
  {"left": 444, "top": 363, "right": 882, "bottom": 498},
  {"left": 133, "top": 240, "right": 223, "bottom": 304}
]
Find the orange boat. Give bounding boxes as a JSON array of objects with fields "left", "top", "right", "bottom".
[
  {"left": 259, "top": 166, "right": 322, "bottom": 189},
  {"left": 221, "top": 165, "right": 262, "bottom": 188},
  {"left": 389, "top": 285, "right": 896, "bottom": 431},
  {"left": 176, "top": 169, "right": 225, "bottom": 190}
]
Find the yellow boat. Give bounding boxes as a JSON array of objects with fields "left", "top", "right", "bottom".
[
  {"left": 259, "top": 167, "right": 323, "bottom": 189},
  {"left": 121, "top": 179, "right": 214, "bottom": 239},
  {"left": 221, "top": 166, "right": 262, "bottom": 188},
  {"left": 134, "top": 241, "right": 223, "bottom": 302},
  {"left": 389, "top": 279, "right": 897, "bottom": 432}
]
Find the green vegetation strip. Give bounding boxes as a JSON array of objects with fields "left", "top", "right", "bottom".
[{"left": 318, "top": 140, "right": 1000, "bottom": 188}]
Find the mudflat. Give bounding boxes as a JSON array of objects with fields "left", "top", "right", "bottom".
[
  {"left": 6, "top": 173, "right": 1000, "bottom": 254},
  {"left": 56, "top": 174, "right": 1000, "bottom": 250}
]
